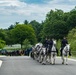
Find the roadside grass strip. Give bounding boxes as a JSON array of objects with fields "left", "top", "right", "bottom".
[{"left": 0, "top": 60, "right": 2, "bottom": 67}]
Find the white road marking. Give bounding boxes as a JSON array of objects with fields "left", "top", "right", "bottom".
[{"left": 0, "top": 60, "right": 2, "bottom": 67}]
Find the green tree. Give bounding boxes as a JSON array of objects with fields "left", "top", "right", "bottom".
[
  {"left": 0, "top": 29, "right": 5, "bottom": 40},
  {"left": 70, "top": 6, "right": 76, "bottom": 15},
  {"left": 24, "top": 20, "right": 29, "bottom": 25},
  {"left": 5, "top": 30, "right": 14, "bottom": 45},
  {"left": 11, "top": 24, "right": 37, "bottom": 48},
  {"left": 63, "top": 12, "right": 70, "bottom": 22},
  {"left": 42, "top": 9, "right": 69, "bottom": 41},
  {"left": 43, "top": 20, "right": 68, "bottom": 40},
  {"left": 67, "top": 14, "right": 76, "bottom": 30},
  {"left": 46, "top": 9, "right": 64, "bottom": 22},
  {"left": 52, "top": 20, "right": 68, "bottom": 39},
  {"left": 23, "top": 39, "right": 31, "bottom": 50},
  {"left": 66, "top": 6, "right": 76, "bottom": 30},
  {"left": 30, "top": 20, "right": 42, "bottom": 42},
  {"left": 15, "top": 22, "right": 19, "bottom": 25},
  {"left": 0, "top": 39, "right": 6, "bottom": 49},
  {"left": 8, "top": 25, "right": 14, "bottom": 30},
  {"left": 67, "top": 28, "right": 76, "bottom": 56}
]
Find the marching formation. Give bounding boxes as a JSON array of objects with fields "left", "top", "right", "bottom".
[{"left": 30, "top": 37, "right": 71, "bottom": 65}]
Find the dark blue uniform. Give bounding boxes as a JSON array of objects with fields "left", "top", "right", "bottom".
[
  {"left": 60, "top": 38, "right": 68, "bottom": 56},
  {"left": 48, "top": 39, "right": 53, "bottom": 53},
  {"left": 44, "top": 39, "right": 48, "bottom": 49}
]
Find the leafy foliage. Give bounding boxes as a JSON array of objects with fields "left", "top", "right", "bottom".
[
  {"left": 11, "top": 24, "right": 37, "bottom": 48},
  {"left": 23, "top": 39, "right": 31, "bottom": 49},
  {"left": 30, "top": 20, "right": 42, "bottom": 42},
  {"left": 0, "top": 39, "right": 6, "bottom": 49},
  {"left": 0, "top": 29, "right": 5, "bottom": 40},
  {"left": 43, "top": 9, "right": 69, "bottom": 40},
  {"left": 67, "top": 14, "right": 76, "bottom": 30},
  {"left": 24, "top": 20, "right": 29, "bottom": 25},
  {"left": 67, "top": 28, "right": 76, "bottom": 56}
]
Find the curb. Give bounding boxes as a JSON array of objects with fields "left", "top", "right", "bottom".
[
  {"left": 57, "top": 56, "right": 76, "bottom": 62},
  {"left": 0, "top": 56, "right": 6, "bottom": 57}
]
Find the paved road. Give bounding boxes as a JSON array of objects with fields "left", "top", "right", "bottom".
[{"left": 0, "top": 56, "right": 76, "bottom": 75}]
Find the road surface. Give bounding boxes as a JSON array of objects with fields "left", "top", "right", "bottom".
[{"left": 0, "top": 56, "right": 76, "bottom": 75}]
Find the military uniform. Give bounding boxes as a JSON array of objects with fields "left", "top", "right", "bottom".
[{"left": 60, "top": 38, "right": 68, "bottom": 56}]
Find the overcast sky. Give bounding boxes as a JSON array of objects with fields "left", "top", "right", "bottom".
[{"left": 0, "top": 0, "right": 76, "bottom": 29}]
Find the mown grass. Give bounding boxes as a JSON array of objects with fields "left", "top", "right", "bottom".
[{"left": 3, "top": 44, "right": 21, "bottom": 51}]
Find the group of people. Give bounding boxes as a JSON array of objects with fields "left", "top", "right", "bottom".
[
  {"left": 43, "top": 37, "right": 71, "bottom": 56},
  {"left": 30, "top": 37, "right": 71, "bottom": 65}
]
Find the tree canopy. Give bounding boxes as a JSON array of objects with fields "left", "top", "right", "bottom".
[
  {"left": 11, "top": 24, "right": 37, "bottom": 48},
  {"left": 0, "top": 6, "right": 76, "bottom": 51},
  {"left": 30, "top": 20, "right": 42, "bottom": 42},
  {"left": 0, "top": 39, "right": 6, "bottom": 49}
]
